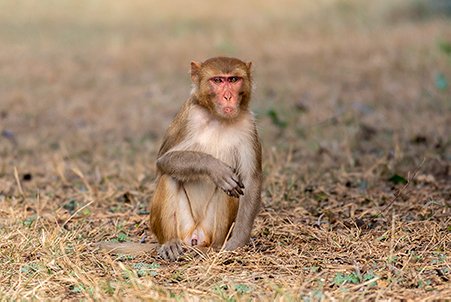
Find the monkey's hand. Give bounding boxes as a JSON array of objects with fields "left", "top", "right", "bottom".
[
  {"left": 158, "top": 239, "right": 184, "bottom": 261},
  {"left": 208, "top": 162, "right": 245, "bottom": 198}
]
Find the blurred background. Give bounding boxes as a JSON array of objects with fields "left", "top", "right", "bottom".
[
  {"left": 0, "top": 0, "right": 449, "bottom": 198},
  {"left": 0, "top": 1, "right": 450, "bottom": 299}
]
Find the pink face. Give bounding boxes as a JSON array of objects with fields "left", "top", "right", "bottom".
[{"left": 209, "top": 75, "right": 243, "bottom": 118}]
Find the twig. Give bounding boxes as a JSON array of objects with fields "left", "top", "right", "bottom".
[
  {"left": 205, "top": 222, "right": 235, "bottom": 276},
  {"left": 13, "top": 166, "right": 25, "bottom": 200},
  {"left": 351, "top": 277, "right": 381, "bottom": 291},
  {"left": 71, "top": 166, "right": 94, "bottom": 195},
  {"left": 220, "top": 222, "right": 235, "bottom": 252},
  {"left": 315, "top": 213, "right": 324, "bottom": 228},
  {"left": 380, "top": 158, "right": 425, "bottom": 215},
  {"left": 61, "top": 199, "right": 96, "bottom": 228}
]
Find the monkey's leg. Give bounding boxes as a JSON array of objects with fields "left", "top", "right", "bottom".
[
  {"left": 150, "top": 175, "right": 198, "bottom": 260},
  {"left": 198, "top": 190, "right": 239, "bottom": 249}
]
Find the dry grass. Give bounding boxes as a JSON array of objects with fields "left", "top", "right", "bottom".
[{"left": 0, "top": 0, "right": 450, "bottom": 300}]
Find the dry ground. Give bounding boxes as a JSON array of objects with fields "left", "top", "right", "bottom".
[{"left": 0, "top": 0, "right": 450, "bottom": 300}]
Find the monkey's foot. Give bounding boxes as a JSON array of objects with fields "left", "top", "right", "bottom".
[
  {"left": 158, "top": 239, "right": 184, "bottom": 261},
  {"left": 223, "top": 237, "right": 247, "bottom": 251}
]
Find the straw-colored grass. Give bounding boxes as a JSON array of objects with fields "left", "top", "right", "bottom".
[{"left": 0, "top": 0, "right": 450, "bottom": 300}]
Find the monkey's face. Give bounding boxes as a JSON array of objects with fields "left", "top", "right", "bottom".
[
  {"left": 191, "top": 57, "right": 252, "bottom": 120},
  {"left": 208, "top": 75, "right": 244, "bottom": 119}
]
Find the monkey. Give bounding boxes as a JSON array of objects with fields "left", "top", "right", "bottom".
[
  {"left": 98, "top": 57, "right": 262, "bottom": 261},
  {"left": 149, "top": 56, "right": 262, "bottom": 260}
]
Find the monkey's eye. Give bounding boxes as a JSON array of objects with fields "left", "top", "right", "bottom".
[
  {"left": 211, "top": 77, "right": 224, "bottom": 84},
  {"left": 228, "top": 76, "right": 240, "bottom": 83}
]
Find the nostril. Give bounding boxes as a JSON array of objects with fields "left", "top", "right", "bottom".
[
  {"left": 191, "top": 238, "right": 198, "bottom": 246},
  {"left": 223, "top": 92, "right": 233, "bottom": 101}
]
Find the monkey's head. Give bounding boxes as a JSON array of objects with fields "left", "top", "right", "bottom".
[{"left": 190, "top": 57, "right": 252, "bottom": 120}]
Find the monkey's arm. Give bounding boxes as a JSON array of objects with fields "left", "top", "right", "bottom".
[
  {"left": 224, "top": 133, "right": 262, "bottom": 250},
  {"left": 157, "top": 151, "right": 244, "bottom": 198},
  {"left": 224, "top": 172, "right": 262, "bottom": 250}
]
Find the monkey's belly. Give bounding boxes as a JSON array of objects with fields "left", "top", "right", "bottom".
[{"left": 177, "top": 179, "right": 232, "bottom": 247}]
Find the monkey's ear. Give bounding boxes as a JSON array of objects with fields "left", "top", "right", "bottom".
[
  {"left": 246, "top": 62, "right": 252, "bottom": 71},
  {"left": 190, "top": 61, "right": 202, "bottom": 82}
]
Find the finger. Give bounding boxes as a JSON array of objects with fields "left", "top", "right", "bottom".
[
  {"left": 235, "top": 186, "right": 244, "bottom": 195},
  {"left": 174, "top": 243, "right": 183, "bottom": 259},
  {"left": 168, "top": 246, "right": 177, "bottom": 260},
  {"left": 168, "top": 244, "right": 178, "bottom": 260},
  {"left": 230, "top": 190, "right": 240, "bottom": 198},
  {"left": 226, "top": 177, "right": 239, "bottom": 189},
  {"left": 163, "top": 247, "right": 170, "bottom": 260},
  {"left": 160, "top": 248, "right": 169, "bottom": 260},
  {"left": 225, "top": 188, "right": 240, "bottom": 198},
  {"left": 231, "top": 177, "right": 244, "bottom": 189},
  {"left": 174, "top": 243, "right": 183, "bottom": 258},
  {"left": 231, "top": 190, "right": 239, "bottom": 198},
  {"left": 231, "top": 188, "right": 241, "bottom": 197},
  {"left": 175, "top": 242, "right": 183, "bottom": 254}
]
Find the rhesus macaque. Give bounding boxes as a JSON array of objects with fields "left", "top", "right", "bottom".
[
  {"left": 98, "top": 57, "right": 262, "bottom": 260},
  {"left": 150, "top": 57, "right": 262, "bottom": 260}
]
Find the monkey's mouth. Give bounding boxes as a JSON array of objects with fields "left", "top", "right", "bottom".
[
  {"left": 214, "top": 104, "right": 239, "bottom": 119},
  {"left": 222, "top": 106, "right": 239, "bottom": 117},
  {"left": 223, "top": 107, "right": 235, "bottom": 114}
]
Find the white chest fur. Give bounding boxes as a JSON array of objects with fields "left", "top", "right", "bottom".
[{"left": 170, "top": 106, "right": 257, "bottom": 179}]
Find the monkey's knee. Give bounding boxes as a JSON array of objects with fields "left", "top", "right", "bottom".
[{"left": 158, "top": 239, "right": 185, "bottom": 261}]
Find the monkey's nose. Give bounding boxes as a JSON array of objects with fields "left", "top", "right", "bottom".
[{"left": 223, "top": 92, "right": 232, "bottom": 101}]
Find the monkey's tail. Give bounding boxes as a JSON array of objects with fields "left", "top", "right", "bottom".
[{"left": 95, "top": 242, "right": 158, "bottom": 256}]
